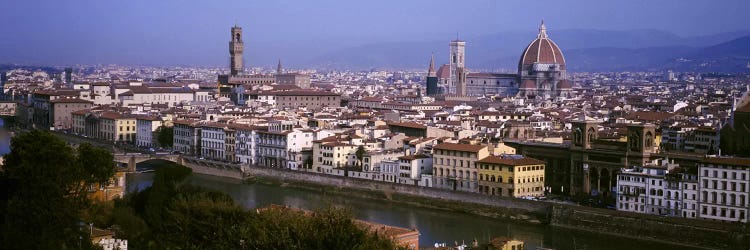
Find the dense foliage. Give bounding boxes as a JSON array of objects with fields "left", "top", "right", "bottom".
[
  {"left": 0, "top": 130, "right": 400, "bottom": 249},
  {"left": 0, "top": 130, "right": 114, "bottom": 249},
  {"left": 110, "top": 163, "right": 402, "bottom": 249},
  {"left": 155, "top": 126, "right": 173, "bottom": 148}
]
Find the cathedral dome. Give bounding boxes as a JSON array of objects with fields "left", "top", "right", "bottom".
[{"left": 518, "top": 21, "right": 566, "bottom": 71}]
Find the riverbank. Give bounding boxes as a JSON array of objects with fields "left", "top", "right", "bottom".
[
  {"left": 245, "top": 175, "right": 547, "bottom": 225},
  {"left": 236, "top": 164, "right": 749, "bottom": 250}
]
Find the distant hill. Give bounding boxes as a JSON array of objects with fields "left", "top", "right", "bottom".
[
  {"left": 665, "top": 35, "right": 750, "bottom": 72},
  {"left": 308, "top": 29, "right": 750, "bottom": 72}
]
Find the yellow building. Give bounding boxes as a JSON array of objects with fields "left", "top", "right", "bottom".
[
  {"left": 432, "top": 143, "right": 490, "bottom": 192},
  {"left": 477, "top": 156, "right": 545, "bottom": 198},
  {"left": 72, "top": 110, "right": 137, "bottom": 143},
  {"left": 88, "top": 170, "right": 126, "bottom": 201},
  {"left": 488, "top": 237, "right": 525, "bottom": 250}
]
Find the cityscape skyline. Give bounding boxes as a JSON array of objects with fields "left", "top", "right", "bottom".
[
  {"left": 2, "top": 1, "right": 750, "bottom": 249},
  {"left": 1, "top": 0, "right": 748, "bottom": 68}
]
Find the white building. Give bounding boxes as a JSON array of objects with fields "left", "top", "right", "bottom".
[
  {"left": 173, "top": 119, "right": 200, "bottom": 155},
  {"left": 380, "top": 159, "right": 400, "bottom": 183},
  {"left": 118, "top": 86, "right": 195, "bottom": 107},
  {"left": 234, "top": 125, "right": 256, "bottom": 165},
  {"left": 201, "top": 124, "right": 227, "bottom": 160},
  {"left": 698, "top": 157, "right": 750, "bottom": 223},
  {"left": 397, "top": 154, "right": 433, "bottom": 185},
  {"left": 616, "top": 159, "right": 696, "bottom": 217},
  {"left": 135, "top": 116, "right": 162, "bottom": 149}
]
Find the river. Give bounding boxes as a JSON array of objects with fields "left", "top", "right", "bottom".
[{"left": 127, "top": 163, "right": 695, "bottom": 250}]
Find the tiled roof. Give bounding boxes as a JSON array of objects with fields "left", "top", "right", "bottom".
[
  {"left": 50, "top": 98, "right": 93, "bottom": 104},
  {"left": 700, "top": 157, "right": 750, "bottom": 167},
  {"left": 434, "top": 143, "right": 487, "bottom": 153},
  {"left": 478, "top": 155, "right": 545, "bottom": 166},
  {"left": 387, "top": 121, "right": 427, "bottom": 129}
]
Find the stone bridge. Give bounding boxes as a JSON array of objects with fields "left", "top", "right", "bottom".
[
  {"left": 113, "top": 153, "right": 184, "bottom": 172},
  {"left": 113, "top": 153, "right": 244, "bottom": 174}
]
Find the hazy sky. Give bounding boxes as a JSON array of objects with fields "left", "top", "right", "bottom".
[{"left": 1, "top": 0, "right": 747, "bottom": 67}]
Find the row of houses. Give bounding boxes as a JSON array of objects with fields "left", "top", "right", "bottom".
[{"left": 617, "top": 157, "right": 750, "bottom": 223}]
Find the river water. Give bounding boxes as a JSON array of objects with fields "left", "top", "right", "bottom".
[{"left": 126, "top": 164, "right": 694, "bottom": 250}]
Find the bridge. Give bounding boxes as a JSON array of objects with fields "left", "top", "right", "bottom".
[
  {"left": 51, "top": 132, "right": 245, "bottom": 176},
  {"left": 113, "top": 153, "right": 244, "bottom": 174},
  {"left": 113, "top": 153, "right": 184, "bottom": 172}
]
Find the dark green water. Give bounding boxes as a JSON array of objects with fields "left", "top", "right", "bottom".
[{"left": 126, "top": 170, "right": 698, "bottom": 250}]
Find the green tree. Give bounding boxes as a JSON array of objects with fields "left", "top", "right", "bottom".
[
  {"left": 355, "top": 145, "right": 366, "bottom": 167},
  {"left": 0, "top": 130, "right": 115, "bottom": 249},
  {"left": 156, "top": 126, "right": 174, "bottom": 148},
  {"left": 109, "top": 163, "right": 402, "bottom": 249}
]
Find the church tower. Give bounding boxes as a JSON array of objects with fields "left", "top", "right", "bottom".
[
  {"left": 449, "top": 39, "right": 466, "bottom": 95},
  {"left": 277, "top": 59, "right": 283, "bottom": 75},
  {"left": 426, "top": 54, "right": 439, "bottom": 96},
  {"left": 229, "top": 25, "right": 244, "bottom": 76}
]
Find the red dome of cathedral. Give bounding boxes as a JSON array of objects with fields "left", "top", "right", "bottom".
[{"left": 518, "top": 21, "right": 566, "bottom": 71}]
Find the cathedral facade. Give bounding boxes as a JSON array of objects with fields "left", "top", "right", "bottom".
[{"left": 446, "top": 21, "right": 572, "bottom": 99}]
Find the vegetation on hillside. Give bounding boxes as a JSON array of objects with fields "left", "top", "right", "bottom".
[
  {"left": 109, "top": 162, "right": 401, "bottom": 249},
  {"left": 0, "top": 130, "right": 114, "bottom": 249},
  {"left": 0, "top": 130, "right": 401, "bottom": 249}
]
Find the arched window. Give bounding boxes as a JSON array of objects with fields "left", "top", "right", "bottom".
[
  {"left": 574, "top": 128, "right": 583, "bottom": 145},
  {"left": 587, "top": 127, "right": 596, "bottom": 144},
  {"left": 645, "top": 132, "right": 653, "bottom": 148},
  {"left": 630, "top": 133, "right": 641, "bottom": 151}
]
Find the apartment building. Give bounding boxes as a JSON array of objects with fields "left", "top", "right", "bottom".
[
  {"left": 477, "top": 155, "right": 546, "bottom": 198},
  {"left": 173, "top": 119, "right": 201, "bottom": 155},
  {"left": 397, "top": 154, "right": 433, "bottom": 185},
  {"left": 432, "top": 143, "right": 489, "bottom": 192},
  {"left": 135, "top": 116, "right": 163, "bottom": 148},
  {"left": 698, "top": 157, "right": 750, "bottom": 223},
  {"left": 201, "top": 123, "right": 227, "bottom": 161}
]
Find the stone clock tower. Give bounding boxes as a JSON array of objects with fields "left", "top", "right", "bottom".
[{"left": 229, "top": 25, "right": 244, "bottom": 76}]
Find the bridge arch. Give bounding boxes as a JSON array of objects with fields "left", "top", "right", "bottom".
[{"left": 113, "top": 154, "right": 184, "bottom": 172}]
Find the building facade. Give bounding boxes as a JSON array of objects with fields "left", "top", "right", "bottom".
[
  {"left": 477, "top": 156, "right": 546, "bottom": 198},
  {"left": 135, "top": 116, "right": 162, "bottom": 148},
  {"left": 432, "top": 143, "right": 489, "bottom": 192},
  {"left": 698, "top": 157, "right": 750, "bottom": 223}
]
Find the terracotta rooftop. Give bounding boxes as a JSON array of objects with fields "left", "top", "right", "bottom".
[
  {"left": 434, "top": 143, "right": 487, "bottom": 153},
  {"left": 387, "top": 121, "right": 427, "bottom": 129},
  {"left": 478, "top": 155, "right": 545, "bottom": 166},
  {"left": 700, "top": 157, "right": 750, "bottom": 167},
  {"left": 50, "top": 98, "right": 93, "bottom": 104}
]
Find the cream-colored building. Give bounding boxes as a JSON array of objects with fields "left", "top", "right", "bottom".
[
  {"left": 313, "top": 135, "right": 360, "bottom": 174},
  {"left": 72, "top": 110, "right": 135, "bottom": 142},
  {"left": 432, "top": 143, "right": 489, "bottom": 192}
]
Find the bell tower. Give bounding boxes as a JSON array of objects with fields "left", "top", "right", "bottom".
[
  {"left": 229, "top": 25, "right": 244, "bottom": 76},
  {"left": 571, "top": 119, "right": 600, "bottom": 149},
  {"left": 627, "top": 123, "right": 656, "bottom": 154},
  {"left": 449, "top": 39, "right": 466, "bottom": 95}
]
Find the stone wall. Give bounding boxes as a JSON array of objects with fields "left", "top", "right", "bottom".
[
  {"left": 244, "top": 165, "right": 550, "bottom": 214},
  {"left": 551, "top": 204, "right": 750, "bottom": 249},
  {"left": 183, "top": 161, "right": 243, "bottom": 179}
]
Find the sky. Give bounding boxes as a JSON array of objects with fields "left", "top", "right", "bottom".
[{"left": 0, "top": 0, "right": 747, "bottom": 67}]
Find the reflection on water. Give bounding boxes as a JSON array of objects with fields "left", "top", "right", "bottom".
[{"left": 127, "top": 171, "right": 692, "bottom": 250}]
